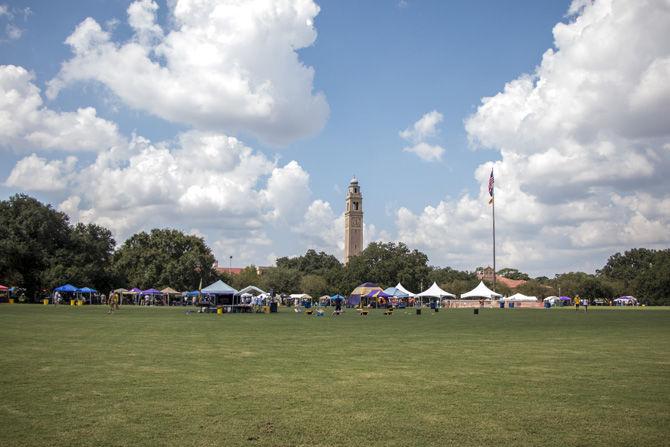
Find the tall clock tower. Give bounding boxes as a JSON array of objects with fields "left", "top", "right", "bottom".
[{"left": 344, "top": 177, "right": 363, "bottom": 263}]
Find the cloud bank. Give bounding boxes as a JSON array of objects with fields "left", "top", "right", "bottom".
[
  {"left": 398, "top": 0, "right": 670, "bottom": 274},
  {"left": 47, "top": 0, "right": 329, "bottom": 146}
]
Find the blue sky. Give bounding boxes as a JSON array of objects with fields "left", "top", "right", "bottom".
[{"left": 1, "top": 0, "right": 669, "bottom": 276}]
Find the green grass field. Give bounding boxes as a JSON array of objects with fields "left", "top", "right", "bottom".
[{"left": 1, "top": 305, "right": 668, "bottom": 447}]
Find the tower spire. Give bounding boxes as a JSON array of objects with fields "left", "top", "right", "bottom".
[{"left": 344, "top": 177, "right": 363, "bottom": 263}]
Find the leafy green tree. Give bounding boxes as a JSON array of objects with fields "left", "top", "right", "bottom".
[
  {"left": 0, "top": 195, "right": 118, "bottom": 299},
  {"left": 113, "top": 228, "right": 216, "bottom": 291},
  {"left": 276, "top": 249, "right": 342, "bottom": 273},
  {"left": 439, "top": 278, "right": 480, "bottom": 296},
  {"left": 497, "top": 268, "right": 530, "bottom": 281},
  {"left": 597, "top": 248, "right": 670, "bottom": 304},
  {"left": 68, "top": 223, "right": 117, "bottom": 289},
  {"left": 428, "top": 267, "right": 478, "bottom": 295},
  {"left": 261, "top": 267, "right": 302, "bottom": 295},
  {"left": 632, "top": 253, "right": 670, "bottom": 305},
  {"left": 484, "top": 280, "right": 512, "bottom": 297},
  {"left": 231, "top": 266, "right": 262, "bottom": 290},
  {"left": 0, "top": 195, "right": 72, "bottom": 299},
  {"left": 551, "top": 272, "right": 613, "bottom": 300},
  {"left": 517, "top": 280, "right": 555, "bottom": 299},
  {"left": 343, "top": 242, "right": 430, "bottom": 293},
  {"left": 300, "top": 274, "right": 328, "bottom": 297}
]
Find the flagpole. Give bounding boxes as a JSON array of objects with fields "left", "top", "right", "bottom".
[
  {"left": 488, "top": 168, "right": 496, "bottom": 294},
  {"left": 492, "top": 194, "right": 496, "bottom": 293}
]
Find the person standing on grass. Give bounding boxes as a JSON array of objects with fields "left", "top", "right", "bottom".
[
  {"left": 583, "top": 298, "right": 589, "bottom": 312},
  {"left": 108, "top": 293, "right": 119, "bottom": 314},
  {"left": 575, "top": 295, "right": 580, "bottom": 311}
]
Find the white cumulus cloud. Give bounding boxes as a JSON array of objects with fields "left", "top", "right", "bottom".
[
  {"left": 47, "top": 0, "right": 329, "bottom": 146},
  {"left": 5, "top": 153, "right": 77, "bottom": 191},
  {"left": 0, "top": 65, "right": 124, "bottom": 152},
  {"left": 400, "top": 110, "right": 445, "bottom": 162},
  {"left": 3, "top": 129, "right": 320, "bottom": 266}
]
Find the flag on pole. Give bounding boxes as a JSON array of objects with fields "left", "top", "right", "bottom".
[
  {"left": 488, "top": 169, "right": 494, "bottom": 204},
  {"left": 198, "top": 277, "right": 202, "bottom": 292}
]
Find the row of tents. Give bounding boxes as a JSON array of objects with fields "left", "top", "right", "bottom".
[
  {"left": 543, "top": 295, "right": 639, "bottom": 306},
  {"left": 345, "top": 281, "right": 511, "bottom": 306},
  {"left": 45, "top": 281, "right": 274, "bottom": 306},
  {"left": 49, "top": 280, "right": 521, "bottom": 306},
  {"left": 5, "top": 281, "right": 638, "bottom": 307}
]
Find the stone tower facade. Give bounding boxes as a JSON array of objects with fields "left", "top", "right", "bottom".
[{"left": 344, "top": 177, "right": 363, "bottom": 263}]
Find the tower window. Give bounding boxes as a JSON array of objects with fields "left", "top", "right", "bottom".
[{"left": 354, "top": 202, "right": 359, "bottom": 210}]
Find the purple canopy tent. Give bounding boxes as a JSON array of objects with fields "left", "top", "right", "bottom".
[
  {"left": 141, "top": 288, "right": 162, "bottom": 295},
  {"left": 348, "top": 282, "right": 383, "bottom": 307},
  {"left": 364, "top": 290, "right": 392, "bottom": 299},
  {"left": 140, "top": 288, "right": 163, "bottom": 305}
]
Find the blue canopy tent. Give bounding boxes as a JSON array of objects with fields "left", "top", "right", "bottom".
[
  {"left": 54, "top": 284, "right": 78, "bottom": 293},
  {"left": 53, "top": 284, "right": 78, "bottom": 304},
  {"left": 183, "top": 290, "right": 204, "bottom": 305},
  {"left": 78, "top": 287, "right": 97, "bottom": 304},
  {"left": 202, "top": 280, "right": 238, "bottom": 306},
  {"left": 383, "top": 287, "right": 409, "bottom": 298},
  {"left": 330, "top": 294, "right": 345, "bottom": 302}
]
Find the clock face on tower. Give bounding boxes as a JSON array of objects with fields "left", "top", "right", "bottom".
[{"left": 352, "top": 217, "right": 360, "bottom": 227}]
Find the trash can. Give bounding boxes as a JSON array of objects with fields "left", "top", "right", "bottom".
[
  {"left": 43, "top": 299, "right": 49, "bottom": 305},
  {"left": 430, "top": 301, "right": 436, "bottom": 310},
  {"left": 270, "top": 302, "right": 278, "bottom": 313},
  {"left": 9, "top": 298, "right": 14, "bottom": 304},
  {"left": 499, "top": 301, "right": 504, "bottom": 309},
  {"left": 263, "top": 305, "right": 270, "bottom": 314},
  {"left": 217, "top": 307, "right": 223, "bottom": 315},
  {"left": 544, "top": 301, "right": 550, "bottom": 309},
  {"left": 474, "top": 308, "right": 479, "bottom": 315},
  {"left": 416, "top": 308, "right": 422, "bottom": 315},
  {"left": 509, "top": 302, "right": 515, "bottom": 309},
  {"left": 70, "top": 299, "right": 75, "bottom": 306}
]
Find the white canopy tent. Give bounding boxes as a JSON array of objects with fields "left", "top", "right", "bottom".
[
  {"left": 290, "top": 293, "right": 313, "bottom": 300},
  {"left": 504, "top": 293, "right": 538, "bottom": 302},
  {"left": 395, "top": 283, "right": 415, "bottom": 297},
  {"left": 236, "top": 285, "right": 266, "bottom": 296},
  {"left": 416, "top": 282, "right": 456, "bottom": 298},
  {"left": 461, "top": 281, "right": 503, "bottom": 299},
  {"left": 543, "top": 295, "right": 559, "bottom": 305}
]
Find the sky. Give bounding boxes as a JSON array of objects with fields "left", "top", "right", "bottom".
[{"left": 1, "top": 0, "right": 669, "bottom": 276}]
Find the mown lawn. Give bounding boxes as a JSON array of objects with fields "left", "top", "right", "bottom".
[{"left": 0, "top": 305, "right": 668, "bottom": 446}]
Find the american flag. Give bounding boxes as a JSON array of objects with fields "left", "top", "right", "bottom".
[{"left": 488, "top": 169, "right": 494, "bottom": 198}]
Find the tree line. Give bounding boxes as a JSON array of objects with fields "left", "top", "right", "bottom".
[{"left": 1, "top": 194, "right": 668, "bottom": 304}]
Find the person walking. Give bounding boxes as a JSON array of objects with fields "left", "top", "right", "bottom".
[{"left": 334, "top": 299, "right": 342, "bottom": 316}]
